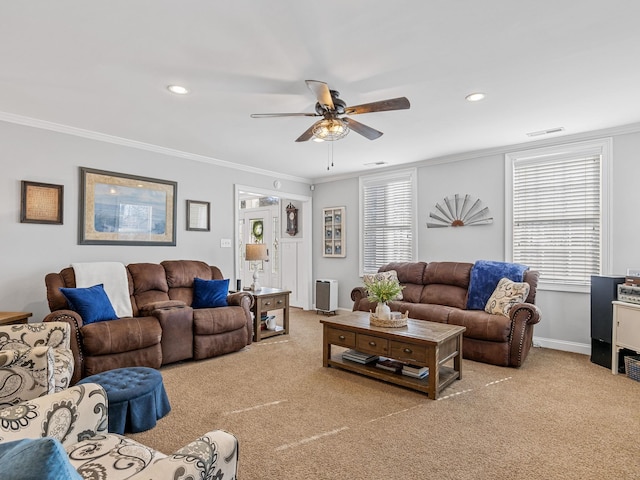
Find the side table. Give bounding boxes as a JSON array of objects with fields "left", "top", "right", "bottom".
[
  {"left": 247, "top": 287, "right": 291, "bottom": 341},
  {"left": 0, "top": 311, "right": 32, "bottom": 326},
  {"left": 612, "top": 301, "right": 640, "bottom": 374}
]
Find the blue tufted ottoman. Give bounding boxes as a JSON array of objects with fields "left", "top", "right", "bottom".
[{"left": 77, "top": 367, "right": 171, "bottom": 434}]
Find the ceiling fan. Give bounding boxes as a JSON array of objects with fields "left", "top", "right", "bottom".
[{"left": 250, "top": 80, "right": 410, "bottom": 142}]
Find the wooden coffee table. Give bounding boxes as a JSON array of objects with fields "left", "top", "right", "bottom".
[{"left": 321, "top": 311, "right": 465, "bottom": 399}]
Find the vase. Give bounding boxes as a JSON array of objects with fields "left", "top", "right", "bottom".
[{"left": 375, "top": 302, "right": 391, "bottom": 320}]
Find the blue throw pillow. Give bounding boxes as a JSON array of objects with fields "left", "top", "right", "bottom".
[
  {"left": 0, "top": 438, "right": 82, "bottom": 480},
  {"left": 59, "top": 283, "right": 118, "bottom": 324},
  {"left": 192, "top": 278, "right": 229, "bottom": 308},
  {"left": 466, "top": 260, "right": 529, "bottom": 310}
]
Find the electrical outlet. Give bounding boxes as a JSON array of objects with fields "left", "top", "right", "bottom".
[
  {"left": 627, "top": 268, "right": 640, "bottom": 277},
  {"left": 220, "top": 238, "right": 232, "bottom": 248}
]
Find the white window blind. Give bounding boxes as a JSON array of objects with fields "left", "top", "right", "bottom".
[
  {"left": 360, "top": 170, "right": 416, "bottom": 274},
  {"left": 512, "top": 153, "right": 601, "bottom": 286}
]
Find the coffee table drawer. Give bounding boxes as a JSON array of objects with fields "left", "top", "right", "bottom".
[
  {"left": 326, "top": 327, "right": 356, "bottom": 348},
  {"left": 390, "top": 341, "right": 428, "bottom": 364},
  {"left": 357, "top": 334, "right": 389, "bottom": 356}
]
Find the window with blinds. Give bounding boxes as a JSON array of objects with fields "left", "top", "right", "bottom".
[
  {"left": 359, "top": 169, "right": 416, "bottom": 275},
  {"left": 506, "top": 139, "right": 611, "bottom": 289}
]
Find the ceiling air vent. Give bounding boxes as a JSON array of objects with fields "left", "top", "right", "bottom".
[
  {"left": 363, "top": 161, "right": 388, "bottom": 166},
  {"left": 526, "top": 127, "right": 565, "bottom": 137}
]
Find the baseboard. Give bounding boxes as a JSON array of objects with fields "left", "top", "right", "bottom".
[{"left": 533, "top": 336, "right": 590, "bottom": 356}]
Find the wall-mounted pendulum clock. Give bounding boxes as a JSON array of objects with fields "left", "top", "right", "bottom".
[{"left": 286, "top": 202, "right": 298, "bottom": 236}]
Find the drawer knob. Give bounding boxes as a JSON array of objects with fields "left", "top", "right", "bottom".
[
  {"left": 338, "top": 335, "right": 346, "bottom": 340},
  {"left": 277, "top": 300, "right": 283, "bottom": 304},
  {"left": 403, "top": 348, "right": 413, "bottom": 354},
  {"left": 369, "top": 341, "right": 377, "bottom": 346},
  {"left": 264, "top": 301, "right": 271, "bottom": 306}
]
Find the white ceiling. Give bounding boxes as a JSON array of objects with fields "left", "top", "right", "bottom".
[{"left": 2, "top": 1, "right": 640, "bottom": 183}]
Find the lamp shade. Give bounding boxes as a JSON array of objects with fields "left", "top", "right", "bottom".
[{"left": 245, "top": 243, "right": 268, "bottom": 261}]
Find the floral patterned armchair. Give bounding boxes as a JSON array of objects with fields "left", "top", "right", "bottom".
[
  {"left": 0, "top": 383, "right": 239, "bottom": 479},
  {"left": 0, "top": 322, "right": 74, "bottom": 407}
]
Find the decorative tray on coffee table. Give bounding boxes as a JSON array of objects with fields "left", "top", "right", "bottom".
[{"left": 369, "top": 311, "right": 408, "bottom": 328}]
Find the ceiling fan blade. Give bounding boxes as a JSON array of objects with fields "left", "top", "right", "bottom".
[
  {"left": 345, "top": 97, "right": 410, "bottom": 115},
  {"left": 294, "top": 121, "right": 320, "bottom": 142},
  {"left": 250, "top": 112, "right": 319, "bottom": 118},
  {"left": 306, "top": 80, "right": 335, "bottom": 111},
  {"left": 343, "top": 118, "right": 383, "bottom": 140}
]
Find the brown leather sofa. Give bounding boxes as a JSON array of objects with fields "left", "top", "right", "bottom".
[
  {"left": 351, "top": 261, "right": 541, "bottom": 367},
  {"left": 44, "top": 260, "right": 253, "bottom": 384}
]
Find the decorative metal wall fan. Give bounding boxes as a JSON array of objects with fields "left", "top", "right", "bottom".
[
  {"left": 427, "top": 194, "right": 493, "bottom": 228},
  {"left": 250, "top": 80, "right": 410, "bottom": 142}
]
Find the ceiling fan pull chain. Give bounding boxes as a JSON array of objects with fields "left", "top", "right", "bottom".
[
  {"left": 327, "top": 142, "right": 330, "bottom": 170},
  {"left": 331, "top": 142, "right": 334, "bottom": 168},
  {"left": 327, "top": 142, "right": 335, "bottom": 170}
]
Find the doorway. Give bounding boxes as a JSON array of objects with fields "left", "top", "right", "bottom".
[{"left": 235, "top": 185, "right": 313, "bottom": 310}]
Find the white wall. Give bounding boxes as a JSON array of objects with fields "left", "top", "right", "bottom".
[
  {"left": 0, "top": 120, "right": 310, "bottom": 322},
  {"left": 5, "top": 118, "right": 640, "bottom": 353},
  {"left": 312, "top": 177, "right": 360, "bottom": 310},
  {"left": 313, "top": 128, "right": 640, "bottom": 353}
]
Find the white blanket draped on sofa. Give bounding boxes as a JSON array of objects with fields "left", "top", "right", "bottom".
[{"left": 72, "top": 262, "right": 133, "bottom": 318}]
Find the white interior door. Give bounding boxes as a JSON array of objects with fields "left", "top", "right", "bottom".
[{"left": 241, "top": 207, "right": 274, "bottom": 289}]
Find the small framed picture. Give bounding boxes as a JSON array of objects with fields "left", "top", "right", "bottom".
[
  {"left": 20, "top": 181, "right": 64, "bottom": 224},
  {"left": 187, "top": 200, "right": 210, "bottom": 231}
]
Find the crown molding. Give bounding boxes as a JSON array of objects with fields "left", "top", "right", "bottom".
[
  {"left": 3, "top": 109, "right": 639, "bottom": 187},
  {"left": 0, "top": 111, "right": 313, "bottom": 184},
  {"left": 313, "top": 121, "right": 640, "bottom": 184}
]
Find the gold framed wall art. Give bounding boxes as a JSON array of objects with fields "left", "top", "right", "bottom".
[{"left": 79, "top": 167, "right": 177, "bottom": 246}]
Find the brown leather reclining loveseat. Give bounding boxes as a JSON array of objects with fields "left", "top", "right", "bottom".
[
  {"left": 351, "top": 261, "right": 541, "bottom": 367},
  {"left": 44, "top": 260, "right": 253, "bottom": 384}
]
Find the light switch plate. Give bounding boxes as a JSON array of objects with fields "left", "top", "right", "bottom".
[
  {"left": 220, "top": 238, "right": 232, "bottom": 248},
  {"left": 627, "top": 268, "right": 640, "bottom": 277}
]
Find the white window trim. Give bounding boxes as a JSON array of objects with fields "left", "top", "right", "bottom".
[
  {"left": 505, "top": 138, "right": 612, "bottom": 293},
  {"left": 359, "top": 168, "right": 418, "bottom": 276}
]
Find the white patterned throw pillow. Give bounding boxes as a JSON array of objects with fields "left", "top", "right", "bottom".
[
  {"left": 484, "top": 277, "right": 530, "bottom": 317},
  {"left": 363, "top": 270, "right": 403, "bottom": 300}
]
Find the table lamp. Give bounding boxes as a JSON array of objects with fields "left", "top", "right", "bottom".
[{"left": 245, "top": 243, "right": 268, "bottom": 291}]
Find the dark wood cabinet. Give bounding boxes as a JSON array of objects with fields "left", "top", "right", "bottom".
[{"left": 590, "top": 275, "right": 625, "bottom": 369}]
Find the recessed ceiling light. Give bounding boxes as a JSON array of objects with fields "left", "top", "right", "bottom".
[
  {"left": 465, "top": 92, "right": 486, "bottom": 102},
  {"left": 167, "top": 85, "right": 189, "bottom": 95}
]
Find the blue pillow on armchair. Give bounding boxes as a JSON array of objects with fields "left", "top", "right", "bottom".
[
  {"left": 0, "top": 438, "right": 82, "bottom": 480},
  {"left": 192, "top": 278, "right": 229, "bottom": 308},
  {"left": 59, "top": 283, "right": 118, "bottom": 324}
]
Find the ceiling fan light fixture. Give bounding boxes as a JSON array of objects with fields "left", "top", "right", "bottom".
[{"left": 312, "top": 118, "right": 349, "bottom": 141}]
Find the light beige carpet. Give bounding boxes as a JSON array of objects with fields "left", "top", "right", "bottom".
[{"left": 129, "top": 309, "right": 640, "bottom": 479}]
